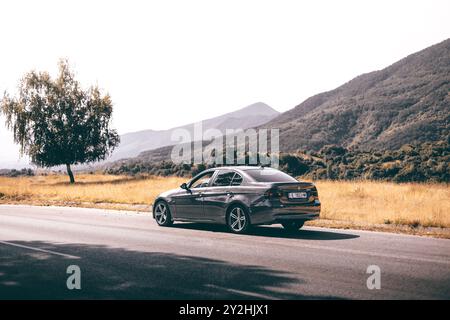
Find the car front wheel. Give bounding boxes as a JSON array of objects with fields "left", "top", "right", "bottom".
[
  {"left": 281, "top": 221, "right": 305, "bottom": 232},
  {"left": 227, "top": 205, "right": 250, "bottom": 234},
  {"left": 154, "top": 201, "right": 173, "bottom": 227}
]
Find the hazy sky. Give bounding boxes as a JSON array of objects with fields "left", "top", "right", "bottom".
[{"left": 0, "top": 0, "right": 449, "bottom": 165}]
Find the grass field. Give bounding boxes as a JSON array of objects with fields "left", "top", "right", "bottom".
[
  {"left": 0, "top": 174, "right": 449, "bottom": 237},
  {"left": 0, "top": 174, "right": 183, "bottom": 209}
]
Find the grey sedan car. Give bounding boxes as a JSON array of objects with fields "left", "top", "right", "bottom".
[{"left": 153, "top": 166, "right": 321, "bottom": 234}]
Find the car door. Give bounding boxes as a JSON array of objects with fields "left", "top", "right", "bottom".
[
  {"left": 202, "top": 170, "right": 236, "bottom": 222},
  {"left": 172, "top": 170, "right": 215, "bottom": 220}
]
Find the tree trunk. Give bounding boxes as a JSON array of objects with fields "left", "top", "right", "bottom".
[{"left": 66, "top": 164, "right": 75, "bottom": 184}]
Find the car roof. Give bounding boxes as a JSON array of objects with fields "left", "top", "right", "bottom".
[{"left": 207, "top": 166, "right": 275, "bottom": 172}]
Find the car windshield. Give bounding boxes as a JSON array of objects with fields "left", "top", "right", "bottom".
[{"left": 245, "top": 169, "right": 297, "bottom": 182}]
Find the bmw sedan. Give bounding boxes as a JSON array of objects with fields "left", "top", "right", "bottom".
[{"left": 152, "top": 166, "right": 321, "bottom": 234}]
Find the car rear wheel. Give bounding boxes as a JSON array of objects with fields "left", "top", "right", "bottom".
[
  {"left": 154, "top": 201, "right": 173, "bottom": 227},
  {"left": 227, "top": 205, "right": 250, "bottom": 234},
  {"left": 281, "top": 221, "right": 304, "bottom": 232}
]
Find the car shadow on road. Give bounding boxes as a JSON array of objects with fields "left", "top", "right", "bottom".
[
  {"left": 171, "top": 223, "right": 360, "bottom": 241},
  {"left": 0, "top": 241, "right": 344, "bottom": 300}
]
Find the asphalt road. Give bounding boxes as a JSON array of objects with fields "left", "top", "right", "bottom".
[{"left": 0, "top": 205, "right": 449, "bottom": 299}]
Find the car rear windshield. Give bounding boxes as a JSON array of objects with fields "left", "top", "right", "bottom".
[{"left": 245, "top": 169, "right": 297, "bottom": 182}]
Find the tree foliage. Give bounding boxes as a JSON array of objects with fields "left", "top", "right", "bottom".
[{"left": 1, "top": 60, "right": 119, "bottom": 183}]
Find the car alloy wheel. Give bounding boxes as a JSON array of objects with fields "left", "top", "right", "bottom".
[
  {"left": 227, "top": 206, "right": 249, "bottom": 233},
  {"left": 154, "top": 202, "right": 173, "bottom": 226}
]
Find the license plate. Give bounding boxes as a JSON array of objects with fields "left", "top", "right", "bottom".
[{"left": 288, "top": 192, "right": 308, "bottom": 199}]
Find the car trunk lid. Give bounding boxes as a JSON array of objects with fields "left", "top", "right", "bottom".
[{"left": 270, "top": 182, "right": 318, "bottom": 203}]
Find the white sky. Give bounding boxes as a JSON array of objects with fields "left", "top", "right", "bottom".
[{"left": 0, "top": 0, "right": 449, "bottom": 165}]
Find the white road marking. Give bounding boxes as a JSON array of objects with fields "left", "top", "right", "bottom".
[
  {"left": 205, "top": 284, "right": 281, "bottom": 300},
  {"left": 0, "top": 241, "right": 80, "bottom": 259}
]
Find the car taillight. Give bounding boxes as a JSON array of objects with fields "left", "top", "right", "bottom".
[{"left": 265, "top": 189, "right": 282, "bottom": 199}]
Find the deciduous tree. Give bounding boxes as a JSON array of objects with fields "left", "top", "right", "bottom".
[{"left": 1, "top": 59, "right": 120, "bottom": 183}]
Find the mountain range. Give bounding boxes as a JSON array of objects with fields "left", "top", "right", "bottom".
[
  {"left": 108, "top": 102, "right": 279, "bottom": 161},
  {"left": 126, "top": 38, "right": 450, "bottom": 165}
]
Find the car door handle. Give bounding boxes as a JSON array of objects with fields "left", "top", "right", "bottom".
[{"left": 227, "top": 192, "right": 234, "bottom": 197}]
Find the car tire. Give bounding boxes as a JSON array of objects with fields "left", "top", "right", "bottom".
[
  {"left": 226, "top": 205, "right": 251, "bottom": 234},
  {"left": 153, "top": 201, "right": 173, "bottom": 227},
  {"left": 281, "top": 221, "right": 305, "bottom": 232}
]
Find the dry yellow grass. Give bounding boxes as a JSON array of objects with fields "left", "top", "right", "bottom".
[
  {"left": 313, "top": 180, "right": 450, "bottom": 228},
  {"left": 0, "top": 174, "right": 185, "bottom": 209},
  {"left": 0, "top": 174, "right": 449, "bottom": 233}
]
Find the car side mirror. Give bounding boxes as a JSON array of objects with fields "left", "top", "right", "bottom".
[{"left": 180, "top": 183, "right": 189, "bottom": 190}]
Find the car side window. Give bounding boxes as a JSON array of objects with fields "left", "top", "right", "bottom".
[
  {"left": 231, "top": 173, "right": 243, "bottom": 186},
  {"left": 190, "top": 171, "right": 214, "bottom": 189},
  {"left": 212, "top": 171, "right": 235, "bottom": 187}
]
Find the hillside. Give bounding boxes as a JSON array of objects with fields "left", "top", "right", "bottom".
[
  {"left": 104, "top": 39, "right": 450, "bottom": 183},
  {"left": 108, "top": 102, "right": 279, "bottom": 161},
  {"left": 266, "top": 38, "right": 450, "bottom": 152},
  {"left": 105, "top": 141, "right": 449, "bottom": 183}
]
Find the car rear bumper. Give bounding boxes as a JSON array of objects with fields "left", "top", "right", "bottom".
[{"left": 249, "top": 199, "right": 321, "bottom": 225}]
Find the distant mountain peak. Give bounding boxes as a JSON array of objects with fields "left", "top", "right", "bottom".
[{"left": 238, "top": 102, "right": 279, "bottom": 116}]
